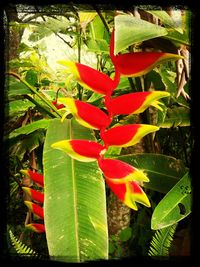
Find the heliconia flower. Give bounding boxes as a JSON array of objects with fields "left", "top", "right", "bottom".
[
  {"left": 24, "top": 201, "right": 44, "bottom": 219},
  {"left": 98, "top": 158, "right": 149, "bottom": 184},
  {"left": 57, "top": 61, "right": 120, "bottom": 95},
  {"left": 106, "top": 179, "right": 151, "bottom": 210},
  {"left": 25, "top": 223, "right": 45, "bottom": 233},
  {"left": 101, "top": 124, "right": 159, "bottom": 148},
  {"left": 22, "top": 187, "right": 44, "bottom": 204},
  {"left": 57, "top": 97, "right": 111, "bottom": 130},
  {"left": 20, "top": 170, "right": 44, "bottom": 187},
  {"left": 109, "top": 28, "right": 183, "bottom": 77},
  {"left": 52, "top": 100, "right": 65, "bottom": 110},
  {"left": 109, "top": 91, "right": 170, "bottom": 116},
  {"left": 51, "top": 139, "right": 105, "bottom": 162}
]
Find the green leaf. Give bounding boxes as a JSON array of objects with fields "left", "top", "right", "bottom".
[
  {"left": 148, "top": 223, "right": 177, "bottom": 256},
  {"left": 114, "top": 14, "right": 168, "bottom": 54},
  {"left": 151, "top": 172, "right": 191, "bottom": 230},
  {"left": 163, "top": 30, "right": 190, "bottom": 46},
  {"left": 43, "top": 119, "right": 108, "bottom": 262},
  {"left": 25, "top": 70, "right": 38, "bottom": 87},
  {"left": 147, "top": 11, "right": 183, "bottom": 33},
  {"left": 119, "top": 227, "right": 132, "bottom": 242},
  {"left": 114, "top": 153, "right": 187, "bottom": 193},
  {"left": 158, "top": 107, "right": 190, "bottom": 128},
  {"left": 8, "top": 119, "right": 50, "bottom": 139},
  {"left": 5, "top": 76, "right": 33, "bottom": 97},
  {"left": 6, "top": 99, "right": 35, "bottom": 118}
]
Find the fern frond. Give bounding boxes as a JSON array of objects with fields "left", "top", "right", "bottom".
[
  {"left": 148, "top": 223, "right": 177, "bottom": 257},
  {"left": 9, "top": 229, "right": 38, "bottom": 257}
]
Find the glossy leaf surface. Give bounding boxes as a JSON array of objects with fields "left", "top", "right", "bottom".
[
  {"left": 114, "top": 14, "right": 168, "bottom": 54},
  {"left": 43, "top": 118, "right": 108, "bottom": 262},
  {"left": 151, "top": 173, "right": 191, "bottom": 230}
]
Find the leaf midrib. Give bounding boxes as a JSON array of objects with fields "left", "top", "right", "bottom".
[{"left": 69, "top": 120, "right": 80, "bottom": 261}]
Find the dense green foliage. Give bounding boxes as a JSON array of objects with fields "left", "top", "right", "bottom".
[{"left": 4, "top": 4, "right": 192, "bottom": 261}]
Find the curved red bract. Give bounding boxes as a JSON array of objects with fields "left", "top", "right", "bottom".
[
  {"left": 75, "top": 100, "right": 111, "bottom": 129},
  {"left": 76, "top": 63, "right": 120, "bottom": 95},
  {"left": 109, "top": 92, "right": 150, "bottom": 115},
  {"left": 70, "top": 140, "right": 104, "bottom": 159},
  {"left": 102, "top": 124, "right": 140, "bottom": 147}
]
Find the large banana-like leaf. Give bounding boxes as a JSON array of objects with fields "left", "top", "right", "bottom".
[{"left": 43, "top": 118, "right": 108, "bottom": 262}]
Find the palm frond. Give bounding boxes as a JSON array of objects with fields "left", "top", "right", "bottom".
[
  {"left": 9, "top": 229, "right": 39, "bottom": 257},
  {"left": 148, "top": 223, "right": 177, "bottom": 257}
]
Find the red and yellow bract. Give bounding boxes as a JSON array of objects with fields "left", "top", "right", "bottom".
[
  {"left": 22, "top": 187, "right": 44, "bottom": 203},
  {"left": 51, "top": 139, "right": 105, "bottom": 162},
  {"left": 24, "top": 201, "right": 44, "bottom": 219},
  {"left": 57, "top": 61, "right": 120, "bottom": 95},
  {"left": 109, "top": 91, "right": 170, "bottom": 115},
  {"left": 102, "top": 124, "right": 159, "bottom": 148},
  {"left": 25, "top": 223, "right": 45, "bottom": 233},
  {"left": 20, "top": 169, "right": 44, "bottom": 187},
  {"left": 57, "top": 97, "right": 111, "bottom": 130},
  {"left": 109, "top": 28, "right": 183, "bottom": 77}
]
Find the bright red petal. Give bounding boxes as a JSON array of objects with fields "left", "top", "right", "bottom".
[
  {"left": 22, "top": 187, "right": 44, "bottom": 203},
  {"left": 24, "top": 201, "right": 44, "bottom": 219},
  {"left": 102, "top": 124, "right": 159, "bottom": 147},
  {"left": 25, "top": 223, "right": 45, "bottom": 233},
  {"left": 76, "top": 63, "right": 120, "bottom": 94},
  {"left": 51, "top": 139, "right": 105, "bottom": 162},
  {"left": 98, "top": 158, "right": 149, "bottom": 183},
  {"left": 109, "top": 91, "right": 170, "bottom": 115},
  {"left": 109, "top": 28, "right": 182, "bottom": 77},
  {"left": 20, "top": 170, "right": 44, "bottom": 187}
]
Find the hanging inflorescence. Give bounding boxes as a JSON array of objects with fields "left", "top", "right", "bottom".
[{"left": 20, "top": 28, "right": 182, "bottom": 233}]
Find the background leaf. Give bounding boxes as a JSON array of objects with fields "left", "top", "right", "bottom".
[
  {"left": 114, "top": 14, "right": 168, "bottom": 54},
  {"left": 43, "top": 118, "right": 108, "bottom": 262},
  {"left": 151, "top": 172, "right": 191, "bottom": 230}
]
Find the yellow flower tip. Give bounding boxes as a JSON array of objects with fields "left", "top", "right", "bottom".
[
  {"left": 22, "top": 187, "right": 30, "bottom": 195},
  {"left": 24, "top": 201, "right": 32, "bottom": 210},
  {"left": 20, "top": 169, "right": 29, "bottom": 176}
]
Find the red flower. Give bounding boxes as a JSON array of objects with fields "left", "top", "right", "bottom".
[
  {"left": 109, "top": 91, "right": 170, "bottom": 115},
  {"left": 51, "top": 139, "right": 105, "bottom": 162},
  {"left": 57, "top": 97, "right": 111, "bottom": 130},
  {"left": 57, "top": 61, "right": 120, "bottom": 95},
  {"left": 110, "top": 28, "right": 183, "bottom": 77}
]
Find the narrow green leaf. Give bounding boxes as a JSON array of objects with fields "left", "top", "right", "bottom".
[
  {"left": 151, "top": 172, "right": 191, "bottom": 230},
  {"left": 8, "top": 119, "right": 50, "bottom": 139},
  {"left": 114, "top": 153, "right": 187, "bottom": 193},
  {"left": 147, "top": 10, "right": 183, "bottom": 33},
  {"left": 43, "top": 118, "right": 108, "bottom": 262},
  {"left": 114, "top": 14, "right": 168, "bottom": 54},
  {"left": 158, "top": 107, "right": 190, "bottom": 128},
  {"left": 5, "top": 76, "right": 33, "bottom": 97}
]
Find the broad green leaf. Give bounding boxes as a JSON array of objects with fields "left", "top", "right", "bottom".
[
  {"left": 43, "top": 119, "right": 108, "bottom": 262},
  {"left": 151, "top": 172, "right": 191, "bottom": 230},
  {"left": 8, "top": 119, "right": 50, "bottom": 139},
  {"left": 158, "top": 107, "right": 190, "bottom": 128},
  {"left": 6, "top": 99, "right": 35, "bottom": 118},
  {"left": 114, "top": 153, "right": 187, "bottom": 193},
  {"left": 147, "top": 10, "right": 183, "bottom": 33},
  {"left": 114, "top": 14, "right": 168, "bottom": 54},
  {"left": 89, "top": 15, "right": 105, "bottom": 40},
  {"left": 163, "top": 30, "right": 190, "bottom": 46},
  {"left": 5, "top": 76, "right": 32, "bottom": 97}
]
